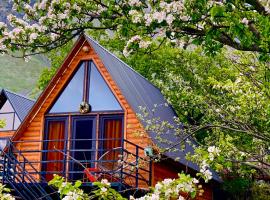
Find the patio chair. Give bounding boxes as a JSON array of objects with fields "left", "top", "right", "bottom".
[{"left": 83, "top": 147, "right": 136, "bottom": 185}]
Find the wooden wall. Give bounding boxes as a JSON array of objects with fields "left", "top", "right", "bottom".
[{"left": 0, "top": 130, "right": 15, "bottom": 138}]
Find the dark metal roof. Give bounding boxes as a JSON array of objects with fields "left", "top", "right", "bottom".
[
  {"left": 86, "top": 35, "right": 221, "bottom": 182},
  {"left": 1, "top": 89, "right": 35, "bottom": 121}
]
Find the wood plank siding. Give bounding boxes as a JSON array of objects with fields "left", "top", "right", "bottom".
[{"left": 0, "top": 130, "right": 15, "bottom": 138}]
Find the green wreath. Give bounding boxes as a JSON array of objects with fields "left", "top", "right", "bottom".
[{"left": 79, "top": 101, "right": 90, "bottom": 113}]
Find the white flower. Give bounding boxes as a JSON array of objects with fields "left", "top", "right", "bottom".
[
  {"left": 13, "top": 28, "right": 22, "bottom": 35},
  {"left": 128, "top": 0, "right": 142, "bottom": 7},
  {"left": 152, "top": 11, "right": 166, "bottom": 23},
  {"left": 178, "top": 195, "right": 185, "bottom": 200},
  {"left": 101, "top": 179, "right": 111, "bottom": 186},
  {"left": 209, "top": 153, "right": 214, "bottom": 161},
  {"left": 241, "top": 18, "right": 249, "bottom": 25},
  {"left": 2, "top": 193, "right": 15, "bottom": 200},
  {"left": 204, "top": 169, "right": 213, "bottom": 181},
  {"left": 30, "top": 33, "right": 38, "bottom": 41},
  {"left": 150, "top": 193, "right": 160, "bottom": 200},
  {"left": 0, "top": 22, "right": 7, "bottom": 29},
  {"left": 162, "top": 178, "right": 173, "bottom": 186},
  {"left": 166, "top": 14, "right": 174, "bottom": 25},
  {"left": 62, "top": 191, "right": 79, "bottom": 200},
  {"left": 155, "top": 182, "right": 162, "bottom": 191},
  {"left": 207, "top": 146, "right": 220, "bottom": 155},
  {"left": 50, "top": 33, "right": 59, "bottom": 40},
  {"left": 144, "top": 14, "right": 153, "bottom": 26},
  {"left": 73, "top": 4, "right": 81, "bottom": 12},
  {"left": 39, "top": 0, "right": 48, "bottom": 10},
  {"left": 139, "top": 40, "right": 151, "bottom": 48},
  {"left": 165, "top": 188, "right": 173, "bottom": 197},
  {"left": 58, "top": 13, "right": 67, "bottom": 20},
  {"left": 192, "top": 178, "right": 199, "bottom": 184},
  {"left": 100, "top": 187, "right": 107, "bottom": 193}
]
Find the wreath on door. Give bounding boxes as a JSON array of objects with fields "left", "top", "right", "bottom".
[{"left": 79, "top": 101, "right": 91, "bottom": 113}]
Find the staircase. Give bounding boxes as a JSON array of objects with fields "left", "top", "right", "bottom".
[{"left": 0, "top": 141, "right": 59, "bottom": 200}]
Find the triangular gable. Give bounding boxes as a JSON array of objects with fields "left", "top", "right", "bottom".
[
  {"left": 12, "top": 34, "right": 129, "bottom": 141},
  {"left": 49, "top": 61, "right": 122, "bottom": 113}
]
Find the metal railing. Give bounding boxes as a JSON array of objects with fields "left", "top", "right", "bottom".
[
  {"left": 2, "top": 138, "right": 151, "bottom": 190},
  {"left": 1, "top": 140, "right": 59, "bottom": 200}
]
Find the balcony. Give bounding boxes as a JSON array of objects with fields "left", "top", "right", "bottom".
[{"left": 1, "top": 138, "right": 152, "bottom": 191}]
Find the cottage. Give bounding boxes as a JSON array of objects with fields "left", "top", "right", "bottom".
[
  {"left": 0, "top": 89, "right": 34, "bottom": 149},
  {"left": 1, "top": 34, "right": 219, "bottom": 199}
]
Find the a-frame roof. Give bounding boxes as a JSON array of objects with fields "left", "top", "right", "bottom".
[
  {"left": 0, "top": 89, "right": 35, "bottom": 121},
  {"left": 11, "top": 34, "right": 220, "bottom": 181},
  {"left": 87, "top": 35, "right": 220, "bottom": 181}
]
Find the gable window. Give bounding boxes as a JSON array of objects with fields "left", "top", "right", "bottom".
[{"left": 49, "top": 61, "right": 122, "bottom": 114}]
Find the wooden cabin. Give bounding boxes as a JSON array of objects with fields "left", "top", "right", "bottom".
[{"left": 1, "top": 34, "right": 220, "bottom": 200}]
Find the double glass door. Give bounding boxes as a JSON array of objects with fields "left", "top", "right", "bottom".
[{"left": 43, "top": 116, "right": 96, "bottom": 181}]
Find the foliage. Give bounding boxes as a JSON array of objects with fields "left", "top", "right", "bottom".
[
  {"left": 0, "top": 119, "right": 5, "bottom": 128},
  {"left": 118, "top": 42, "right": 270, "bottom": 180},
  {"left": 0, "top": 1, "right": 270, "bottom": 59},
  {"left": 0, "top": 183, "right": 15, "bottom": 200},
  {"left": 250, "top": 181, "right": 270, "bottom": 200},
  {"left": 48, "top": 175, "right": 89, "bottom": 200},
  {"left": 222, "top": 177, "right": 251, "bottom": 199},
  {"left": 49, "top": 174, "right": 203, "bottom": 200},
  {"left": 33, "top": 41, "right": 73, "bottom": 95},
  {"left": 92, "top": 180, "right": 126, "bottom": 200}
]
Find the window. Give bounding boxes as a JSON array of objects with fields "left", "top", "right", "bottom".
[
  {"left": 49, "top": 63, "right": 84, "bottom": 113},
  {"left": 49, "top": 61, "right": 122, "bottom": 113},
  {"left": 89, "top": 62, "right": 122, "bottom": 111}
]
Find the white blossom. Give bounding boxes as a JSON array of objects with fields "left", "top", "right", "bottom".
[
  {"left": 166, "top": 14, "right": 174, "bottom": 25},
  {"left": 178, "top": 195, "right": 185, "bottom": 200},
  {"left": 139, "top": 40, "right": 151, "bottom": 48},
  {"left": 101, "top": 179, "right": 111, "bottom": 186},
  {"left": 29, "top": 33, "right": 38, "bottom": 41},
  {"left": 100, "top": 187, "right": 107, "bottom": 193},
  {"left": 207, "top": 146, "right": 220, "bottom": 155},
  {"left": 153, "top": 11, "right": 166, "bottom": 23},
  {"left": 128, "top": 0, "right": 142, "bottom": 7},
  {"left": 241, "top": 18, "right": 249, "bottom": 25}
]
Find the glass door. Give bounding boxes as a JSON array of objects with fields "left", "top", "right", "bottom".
[
  {"left": 43, "top": 117, "right": 68, "bottom": 182},
  {"left": 70, "top": 116, "right": 96, "bottom": 181}
]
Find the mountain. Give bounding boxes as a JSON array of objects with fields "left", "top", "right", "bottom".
[
  {"left": 0, "top": 54, "right": 49, "bottom": 96},
  {"left": 0, "top": 1, "right": 49, "bottom": 96}
]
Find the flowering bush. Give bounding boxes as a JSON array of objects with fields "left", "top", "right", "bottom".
[
  {"left": 0, "top": 0, "right": 269, "bottom": 59},
  {"left": 48, "top": 175, "right": 89, "bottom": 200},
  {"left": 0, "top": 184, "right": 15, "bottom": 200},
  {"left": 49, "top": 172, "right": 208, "bottom": 200}
]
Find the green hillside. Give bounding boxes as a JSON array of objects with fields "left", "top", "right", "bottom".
[
  {"left": 0, "top": 55, "right": 48, "bottom": 95},
  {"left": 0, "top": 1, "right": 49, "bottom": 96}
]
